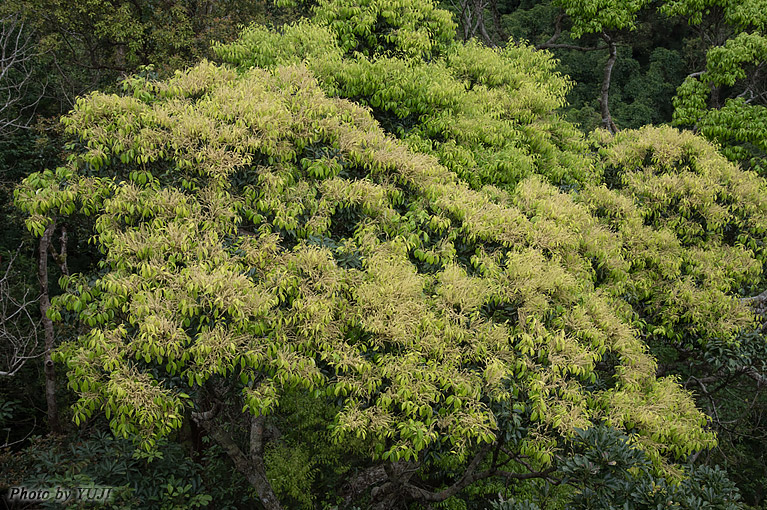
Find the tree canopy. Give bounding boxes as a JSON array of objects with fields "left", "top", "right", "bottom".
[{"left": 7, "top": 0, "right": 767, "bottom": 507}]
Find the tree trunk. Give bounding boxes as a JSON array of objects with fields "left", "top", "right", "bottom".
[
  {"left": 454, "top": 0, "right": 495, "bottom": 46},
  {"left": 599, "top": 33, "right": 619, "bottom": 134},
  {"left": 477, "top": 7, "right": 497, "bottom": 48},
  {"left": 489, "top": 0, "right": 507, "bottom": 44},
  {"left": 193, "top": 411, "right": 282, "bottom": 510},
  {"left": 38, "top": 222, "right": 60, "bottom": 434}
]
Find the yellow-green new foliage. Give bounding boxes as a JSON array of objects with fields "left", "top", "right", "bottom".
[
  {"left": 214, "top": 11, "right": 767, "bottom": 352},
  {"left": 213, "top": 11, "right": 597, "bottom": 192},
  {"left": 582, "top": 126, "right": 767, "bottom": 347},
  {"left": 15, "top": 4, "right": 767, "bottom": 497},
  {"left": 16, "top": 60, "right": 725, "bottom": 472}
]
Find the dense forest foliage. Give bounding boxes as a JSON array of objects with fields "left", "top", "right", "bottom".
[{"left": 1, "top": 0, "right": 767, "bottom": 508}]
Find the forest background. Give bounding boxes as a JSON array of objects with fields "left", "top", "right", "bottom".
[{"left": 1, "top": 0, "right": 767, "bottom": 508}]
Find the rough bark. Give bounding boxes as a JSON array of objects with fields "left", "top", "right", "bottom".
[
  {"left": 599, "top": 33, "right": 619, "bottom": 134},
  {"left": 192, "top": 409, "right": 282, "bottom": 510},
  {"left": 452, "top": 0, "right": 496, "bottom": 46},
  {"left": 341, "top": 465, "right": 389, "bottom": 502},
  {"left": 489, "top": 0, "right": 507, "bottom": 44},
  {"left": 537, "top": 20, "right": 617, "bottom": 132},
  {"left": 536, "top": 14, "right": 608, "bottom": 52},
  {"left": 341, "top": 443, "right": 556, "bottom": 507},
  {"left": 740, "top": 288, "right": 767, "bottom": 307},
  {"left": 38, "top": 222, "right": 60, "bottom": 434},
  {"left": 478, "top": 13, "right": 497, "bottom": 48},
  {"left": 741, "top": 288, "right": 767, "bottom": 335}
]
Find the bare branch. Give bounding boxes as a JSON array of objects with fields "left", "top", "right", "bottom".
[
  {"left": 402, "top": 444, "right": 557, "bottom": 503},
  {"left": 452, "top": 0, "right": 496, "bottom": 46},
  {"left": 2, "top": 416, "right": 37, "bottom": 449},
  {"left": 535, "top": 13, "right": 608, "bottom": 52},
  {"left": 0, "top": 244, "right": 41, "bottom": 377},
  {"left": 537, "top": 13, "right": 564, "bottom": 49},
  {"left": 538, "top": 43, "right": 609, "bottom": 51},
  {"left": 190, "top": 401, "right": 220, "bottom": 422},
  {"left": 745, "top": 367, "right": 767, "bottom": 388},
  {"left": 741, "top": 288, "right": 767, "bottom": 306},
  {"left": 0, "top": 15, "right": 44, "bottom": 134},
  {"left": 403, "top": 444, "right": 493, "bottom": 501}
]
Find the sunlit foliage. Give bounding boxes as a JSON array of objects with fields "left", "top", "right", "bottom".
[{"left": 13, "top": 0, "right": 767, "bottom": 504}]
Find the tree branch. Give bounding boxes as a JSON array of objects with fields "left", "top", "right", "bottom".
[
  {"left": 538, "top": 43, "right": 609, "bottom": 51},
  {"left": 190, "top": 401, "right": 219, "bottom": 422},
  {"left": 402, "top": 443, "right": 557, "bottom": 503},
  {"left": 0, "top": 244, "right": 41, "bottom": 377},
  {"left": 538, "top": 13, "right": 564, "bottom": 49},
  {"left": 740, "top": 288, "right": 767, "bottom": 306},
  {"left": 0, "top": 15, "right": 44, "bottom": 133},
  {"left": 50, "top": 225, "right": 69, "bottom": 276},
  {"left": 745, "top": 367, "right": 767, "bottom": 388},
  {"left": 599, "top": 33, "right": 619, "bottom": 134},
  {"left": 403, "top": 444, "right": 492, "bottom": 501},
  {"left": 192, "top": 408, "right": 283, "bottom": 510}
]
